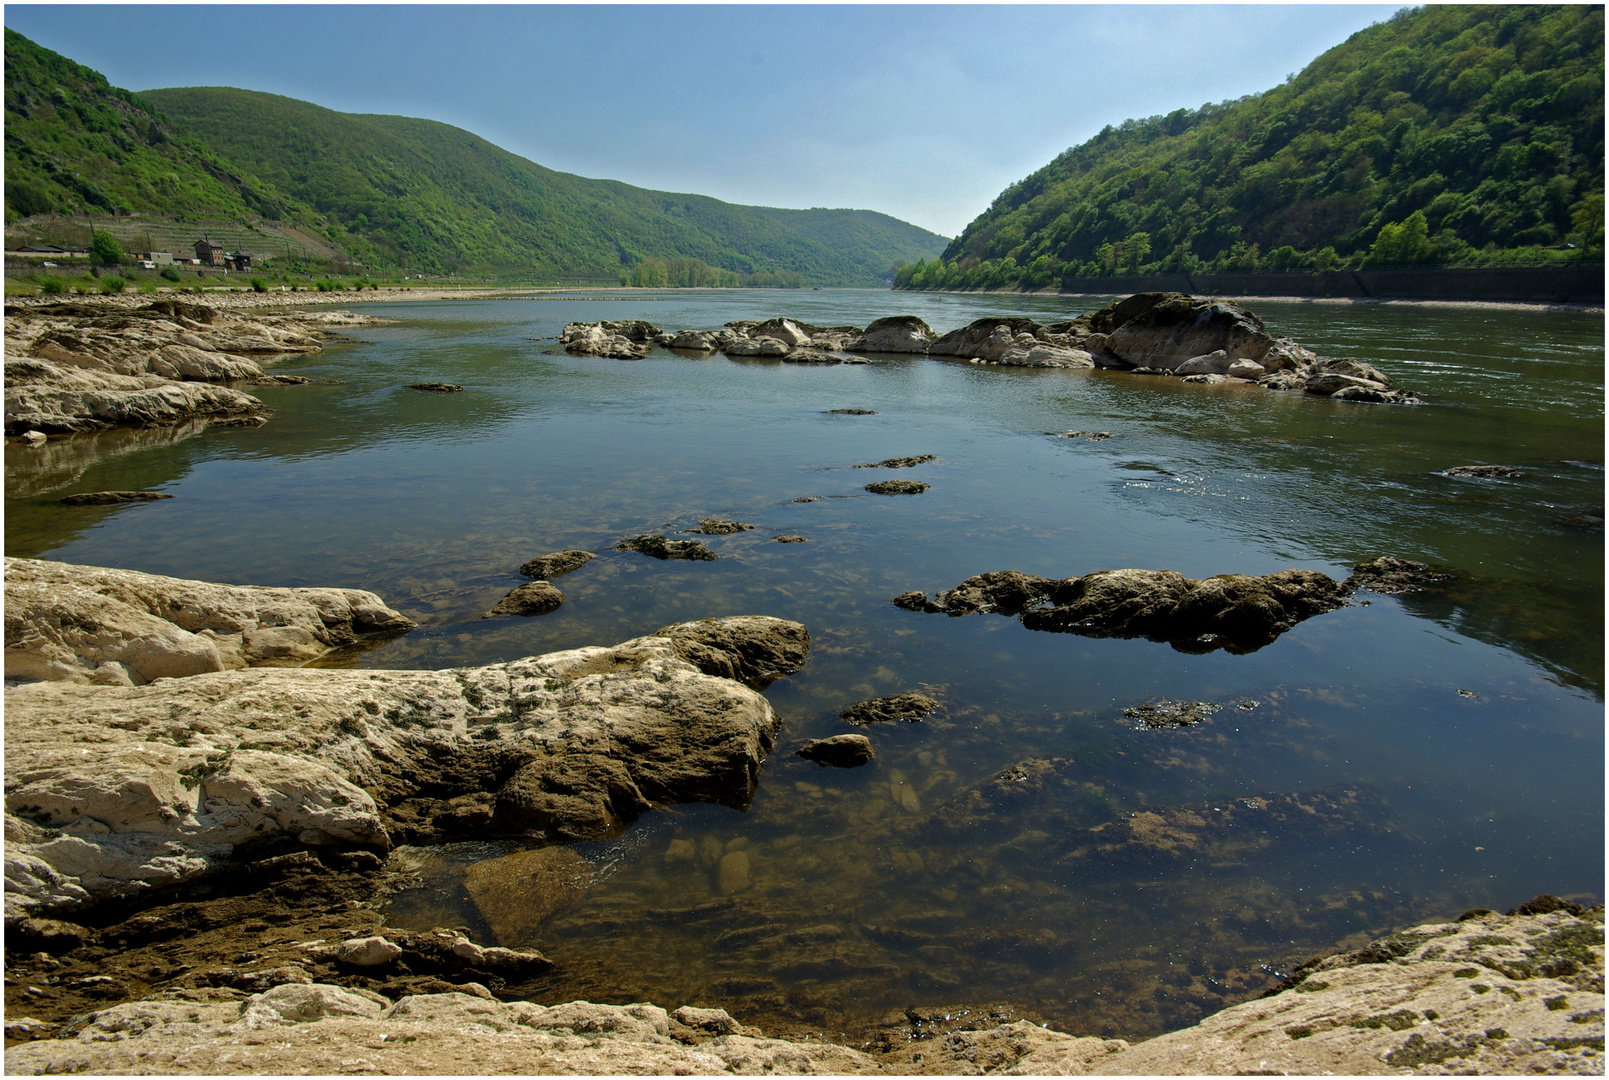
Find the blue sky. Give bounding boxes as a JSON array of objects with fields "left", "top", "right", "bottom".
[{"left": 7, "top": 5, "right": 1405, "bottom": 237}]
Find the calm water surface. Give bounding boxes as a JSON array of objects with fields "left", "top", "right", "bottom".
[{"left": 6, "top": 289, "right": 1602, "bottom": 1038}]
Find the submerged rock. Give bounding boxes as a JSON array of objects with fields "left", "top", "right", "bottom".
[
  {"left": 770, "top": 535, "right": 808, "bottom": 543},
  {"left": 689, "top": 518, "right": 754, "bottom": 535},
  {"left": 840, "top": 692, "right": 937, "bottom": 725},
  {"left": 518, "top": 549, "right": 595, "bottom": 580},
  {"left": 826, "top": 408, "right": 876, "bottom": 415},
  {"left": 407, "top": 383, "right": 463, "bottom": 393},
  {"left": 480, "top": 581, "right": 564, "bottom": 619},
  {"left": 864, "top": 480, "right": 929, "bottom": 495},
  {"left": 852, "top": 455, "right": 935, "bottom": 469},
  {"left": 1443, "top": 464, "right": 1528, "bottom": 479},
  {"left": 616, "top": 535, "right": 718, "bottom": 561},
  {"left": 58, "top": 490, "right": 174, "bottom": 506},
  {"left": 1123, "top": 700, "right": 1223, "bottom": 729},
  {"left": 796, "top": 734, "right": 874, "bottom": 768},
  {"left": 1346, "top": 555, "right": 1459, "bottom": 595}
]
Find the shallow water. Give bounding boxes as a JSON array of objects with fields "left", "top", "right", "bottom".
[{"left": 6, "top": 288, "right": 1603, "bottom": 1038}]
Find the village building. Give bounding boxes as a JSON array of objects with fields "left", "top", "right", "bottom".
[{"left": 194, "top": 239, "right": 225, "bottom": 266}]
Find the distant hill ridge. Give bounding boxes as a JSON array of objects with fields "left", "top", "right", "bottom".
[
  {"left": 3, "top": 29, "right": 947, "bottom": 281},
  {"left": 135, "top": 87, "right": 946, "bottom": 282},
  {"left": 897, "top": 4, "right": 1602, "bottom": 291}
]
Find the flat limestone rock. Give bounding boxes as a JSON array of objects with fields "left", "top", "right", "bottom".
[
  {"left": 4, "top": 301, "right": 347, "bottom": 434},
  {"left": 4, "top": 557, "right": 416, "bottom": 685},
  {"left": 479, "top": 581, "right": 564, "bottom": 619},
  {"left": 5, "top": 612, "right": 805, "bottom": 915},
  {"left": 2, "top": 989, "right": 883, "bottom": 1075},
  {"left": 616, "top": 534, "right": 718, "bottom": 560},
  {"left": 58, "top": 490, "right": 174, "bottom": 506},
  {"left": 518, "top": 549, "right": 596, "bottom": 580},
  {"left": 840, "top": 692, "right": 937, "bottom": 725}
]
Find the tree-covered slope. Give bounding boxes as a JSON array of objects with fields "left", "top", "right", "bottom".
[
  {"left": 3, "top": 29, "right": 315, "bottom": 225},
  {"left": 906, "top": 4, "right": 1601, "bottom": 289},
  {"left": 140, "top": 87, "right": 948, "bottom": 281}
]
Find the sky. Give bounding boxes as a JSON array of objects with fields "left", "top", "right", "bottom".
[{"left": 6, "top": 4, "right": 1407, "bottom": 238}]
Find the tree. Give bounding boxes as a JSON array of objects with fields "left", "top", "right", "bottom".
[{"left": 90, "top": 229, "right": 124, "bottom": 266}]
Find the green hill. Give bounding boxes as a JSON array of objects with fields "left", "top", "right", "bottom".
[
  {"left": 3, "top": 28, "right": 317, "bottom": 227},
  {"left": 139, "top": 87, "right": 948, "bottom": 282},
  {"left": 898, "top": 5, "right": 1602, "bottom": 291}
]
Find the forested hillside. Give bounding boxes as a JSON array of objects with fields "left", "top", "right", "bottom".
[
  {"left": 3, "top": 29, "right": 317, "bottom": 226},
  {"left": 898, "top": 5, "right": 1602, "bottom": 291},
  {"left": 140, "top": 87, "right": 947, "bottom": 281}
]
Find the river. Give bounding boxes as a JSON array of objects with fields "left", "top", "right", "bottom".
[{"left": 5, "top": 288, "right": 1602, "bottom": 1038}]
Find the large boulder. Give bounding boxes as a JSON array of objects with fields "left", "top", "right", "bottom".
[
  {"left": 4, "top": 558, "right": 415, "bottom": 685},
  {"left": 5, "top": 593, "right": 807, "bottom": 915},
  {"left": 4, "top": 357, "right": 270, "bottom": 435},
  {"left": 850, "top": 315, "right": 936, "bottom": 354},
  {"left": 749, "top": 318, "right": 813, "bottom": 347},
  {"left": 560, "top": 321, "right": 660, "bottom": 359},
  {"left": 928, "top": 317, "right": 1047, "bottom": 358},
  {"left": 1098, "top": 293, "right": 1279, "bottom": 370}
]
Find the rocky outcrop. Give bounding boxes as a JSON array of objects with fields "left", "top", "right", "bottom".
[
  {"left": 1098, "top": 902, "right": 1604, "bottom": 1075},
  {"left": 4, "top": 356, "right": 270, "bottom": 434},
  {"left": 2, "top": 989, "right": 883, "bottom": 1075},
  {"left": 4, "top": 558, "right": 416, "bottom": 685},
  {"left": 865, "top": 480, "right": 929, "bottom": 495},
  {"left": 555, "top": 297, "right": 1415, "bottom": 402},
  {"left": 1443, "top": 464, "right": 1528, "bottom": 479},
  {"left": 5, "top": 612, "right": 807, "bottom": 917},
  {"left": 898, "top": 567, "right": 1351, "bottom": 653},
  {"left": 560, "top": 320, "right": 660, "bottom": 359},
  {"left": 4, "top": 301, "right": 367, "bottom": 434},
  {"left": 11, "top": 902, "right": 1594, "bottom": 1074}
]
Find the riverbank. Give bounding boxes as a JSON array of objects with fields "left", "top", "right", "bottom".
[{"left": 4, "top": 560, "right": 1601, "bottom": 1074}]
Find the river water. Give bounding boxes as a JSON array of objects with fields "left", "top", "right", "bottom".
[{"left": 5, "top": 288, "right": 1603, "bottom": 1038}]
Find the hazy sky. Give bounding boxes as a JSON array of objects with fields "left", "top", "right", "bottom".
[{"left": 7, "top": 4, "right": 1405, "bottom": 237}]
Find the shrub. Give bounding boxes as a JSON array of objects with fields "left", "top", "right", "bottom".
[
  {"left": 73, "top": 283, "right": 93, "bottom": 295},
  {"left": 39, "top": 276, "right": 65, "bottom": 294},
  {"left": 160, "top": 266, "right": 182, "bottom": 282},
  {"left": 250, "top": 278, "right": 267, "bottom": 292},
  {"left": 90, "top": 231, "right": 124, "bottom": 266},
  {"left": 99, "top": 275, "right": 126, "bottom": 294}
]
